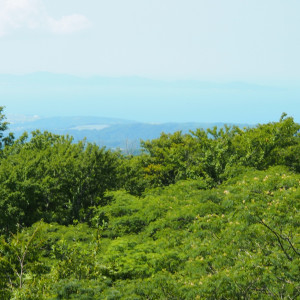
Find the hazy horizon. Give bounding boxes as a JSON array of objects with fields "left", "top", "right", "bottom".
[
  {"left": 1, "top": 72, "right": 299, "bottom": 124},
  {"left": 1, "top": 1, "right": 299, "bottom": 124}
]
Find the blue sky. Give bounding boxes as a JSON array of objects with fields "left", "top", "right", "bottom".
[{"left": 0, "top": 0, "right": 299, "bottom": 123}]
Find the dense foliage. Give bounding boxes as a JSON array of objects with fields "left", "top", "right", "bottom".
[{"left": 0, "top": 107, "right": 299, "bottom": 299}]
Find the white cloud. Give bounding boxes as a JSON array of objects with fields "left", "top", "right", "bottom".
[
  {"left": 0, "top": 0, "right": 41, "bottom": 36},
  {"left": 0, "top": 0, "right": 91, "bottom": 37}
]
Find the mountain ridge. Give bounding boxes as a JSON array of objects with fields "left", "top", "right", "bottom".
[{"left": 8, "top": 115, "right": 251, "bottom": 150}]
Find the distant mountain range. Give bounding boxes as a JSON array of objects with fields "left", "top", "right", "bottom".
[
  {"left": 1, "top": 72, "right": 299, "bottom": 124},
  {"left": 7, "top": 115, "right": 250, "bottom": 151}
]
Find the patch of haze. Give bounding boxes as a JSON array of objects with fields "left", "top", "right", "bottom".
[{"left": 70, "top": 124, "right": 110, "bottom": 130}]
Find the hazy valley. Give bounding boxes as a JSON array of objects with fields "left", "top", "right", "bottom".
[{"left": 7, "top": 114, "right": 250, "bottom": 151}]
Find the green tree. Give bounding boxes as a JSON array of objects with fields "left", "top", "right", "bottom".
[
  {"left": 0, "top": 106, "right": 14, "bottom": 152},
  {"left": 0, "top": 131, "right": 121, "bottom": 233},
  {"left": 0, "top": 222, "right": 47, "bottom": 299}
]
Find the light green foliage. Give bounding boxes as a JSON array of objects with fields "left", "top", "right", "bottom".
[
  {"left": 0, "top": 109, "right": 299, "bottom": 299},
  {"left": 231, "top": 113, "right": 300, "bottom": 170},
  {"left": 45, "top": 167, "right": 299, "bottom": 299},
  {"left": 0, "top": 222, "right": 47, "bottom": 299},
  {"left": 125, "top": 113, "right": 300, "bottom": 191},
  {"left": 1, "top": 168, "right": 299, "bottom": 299}
]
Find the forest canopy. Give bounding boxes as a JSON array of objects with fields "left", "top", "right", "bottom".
[{"left": 0, "top": 107, "right": 299, "bottom": 299}]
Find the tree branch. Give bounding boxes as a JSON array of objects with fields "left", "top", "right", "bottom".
[{"left": 258, "top": 217, "right": 293, "bottom": 262}]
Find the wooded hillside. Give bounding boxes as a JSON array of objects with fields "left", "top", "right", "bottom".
[{"left": 0, "top": 107, "right": 299, "bottom": 299}]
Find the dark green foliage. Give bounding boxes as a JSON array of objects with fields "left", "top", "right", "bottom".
[
  {"left": 0, "top": 106, "right": 14, "bottom": 152},
  {"left": 0, "top": 130, "right": 120, "bottom": 232}
]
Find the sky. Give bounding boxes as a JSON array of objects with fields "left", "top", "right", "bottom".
[{"left": 0, "top": 0, "right": 299, "bottom": 123}]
